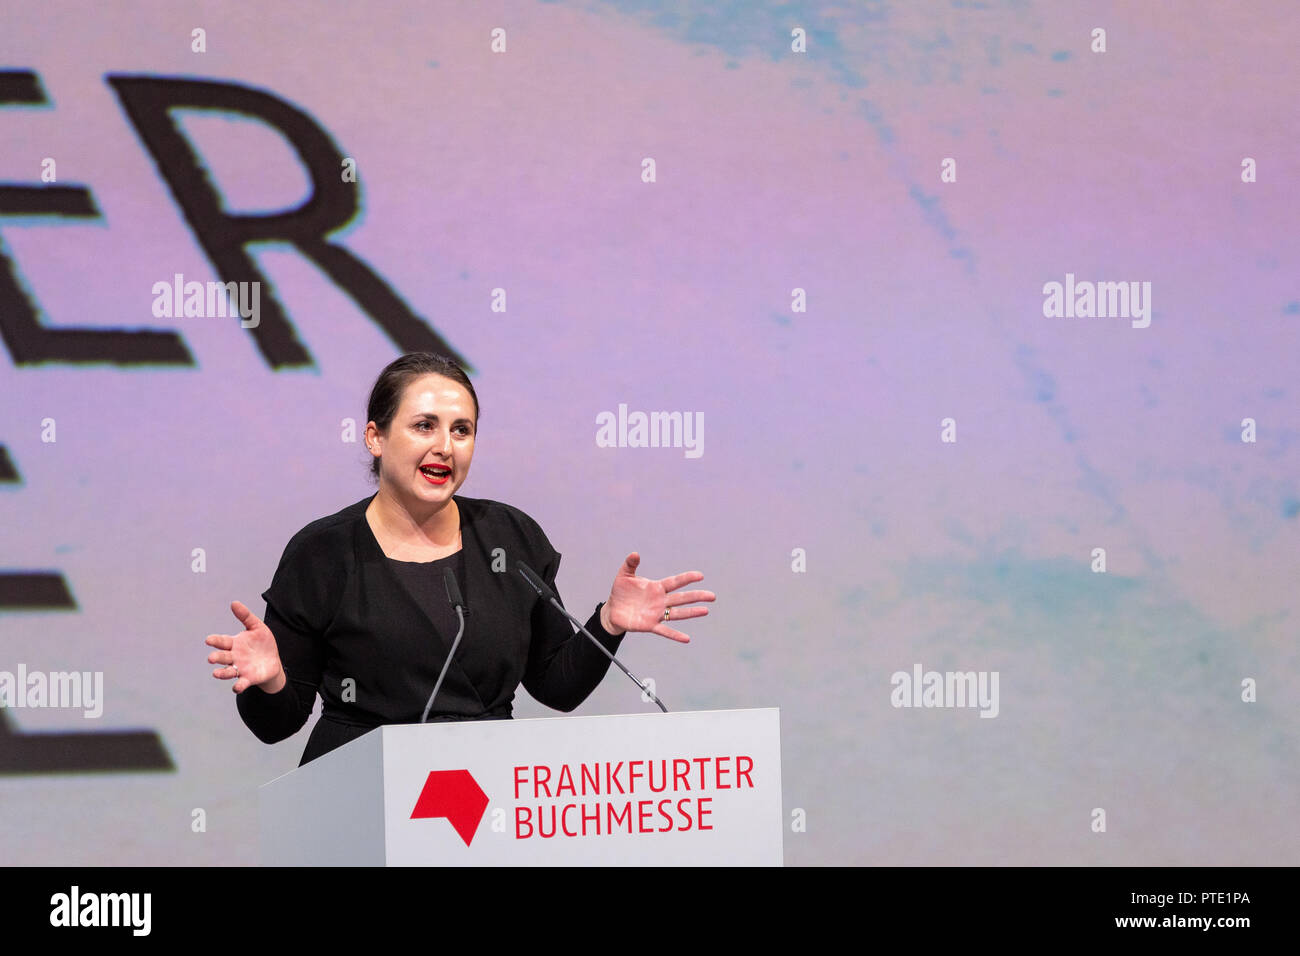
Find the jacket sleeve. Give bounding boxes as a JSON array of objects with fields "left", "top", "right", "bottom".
[
  {"left": 520, "top": 541, "right": 626, "bottom": 712},
  {"left": 235, "top": 532, "right": 336, "bottom": 743}
]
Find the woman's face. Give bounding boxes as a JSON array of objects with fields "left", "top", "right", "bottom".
[{"left": 370, "top": 374, "right": 476, "bottom": 511}]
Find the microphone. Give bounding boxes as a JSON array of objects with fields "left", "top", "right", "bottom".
[
  {"left": 516, "top": 561, "right": 668, "bottom": 713},
  {"left": 443, "top": 568, "right": 464, "bottom": 608},
  {"left": 421, "top": 568, "right": 468, "bottom": 723}
]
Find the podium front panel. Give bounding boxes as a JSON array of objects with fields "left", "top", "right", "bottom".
[{"left": 381, "top": 708, "right": 782, "bottom": 866}]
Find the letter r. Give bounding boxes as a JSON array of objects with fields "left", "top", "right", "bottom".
[{"left": 107, "top": 75, "right": 469, "bottom": 370}]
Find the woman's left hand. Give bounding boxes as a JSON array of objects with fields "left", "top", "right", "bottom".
[{"left": 602, "top": 552, "right": 714, "bottom": 643}]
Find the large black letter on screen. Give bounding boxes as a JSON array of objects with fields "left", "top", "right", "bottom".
[{"left": 109, "top": 75, "right": 469, "bottom": 370}]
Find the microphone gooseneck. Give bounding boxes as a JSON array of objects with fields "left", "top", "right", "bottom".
[
  {"left": 422, "top": 568, "right": 467, "bottom": 723},
  {"left": 516, "top": 561, "right": 669, "bottom": 713}
]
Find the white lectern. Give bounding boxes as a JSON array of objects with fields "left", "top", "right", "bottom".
[{"left": 259, "top": 707, "right": 782, "bottom": 865}]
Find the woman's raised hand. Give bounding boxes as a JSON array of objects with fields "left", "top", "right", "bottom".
[
  {"left": 205, "top": 600, "right": 286, "bottom": 694},
  {"left": 603, "top": 552, "right": 714, "bottom": 643}
]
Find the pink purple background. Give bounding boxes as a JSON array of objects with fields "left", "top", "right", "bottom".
[{"left": 1, "top": 0, "right": 1296, "bottom": 864}]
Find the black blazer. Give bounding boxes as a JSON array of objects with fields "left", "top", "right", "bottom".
[{"left": 236, "top": 493, "right": 624, "bottom": 764}]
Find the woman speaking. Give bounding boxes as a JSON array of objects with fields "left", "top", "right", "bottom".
[{"left": 206, "top": 352, "right": 713, "bottom": 765}]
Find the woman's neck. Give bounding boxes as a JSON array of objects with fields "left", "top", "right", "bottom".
[{"left": 367, "top": 488, "right": 460, "bottom": 546}]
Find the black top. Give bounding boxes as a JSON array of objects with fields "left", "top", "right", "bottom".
[{"left": 236, "top": 494, "right": 625, "bottom": 765}]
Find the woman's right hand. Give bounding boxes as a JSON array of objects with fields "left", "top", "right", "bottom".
[{"left": 206, "top": 600, "right": 286, "bottom": 694}]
